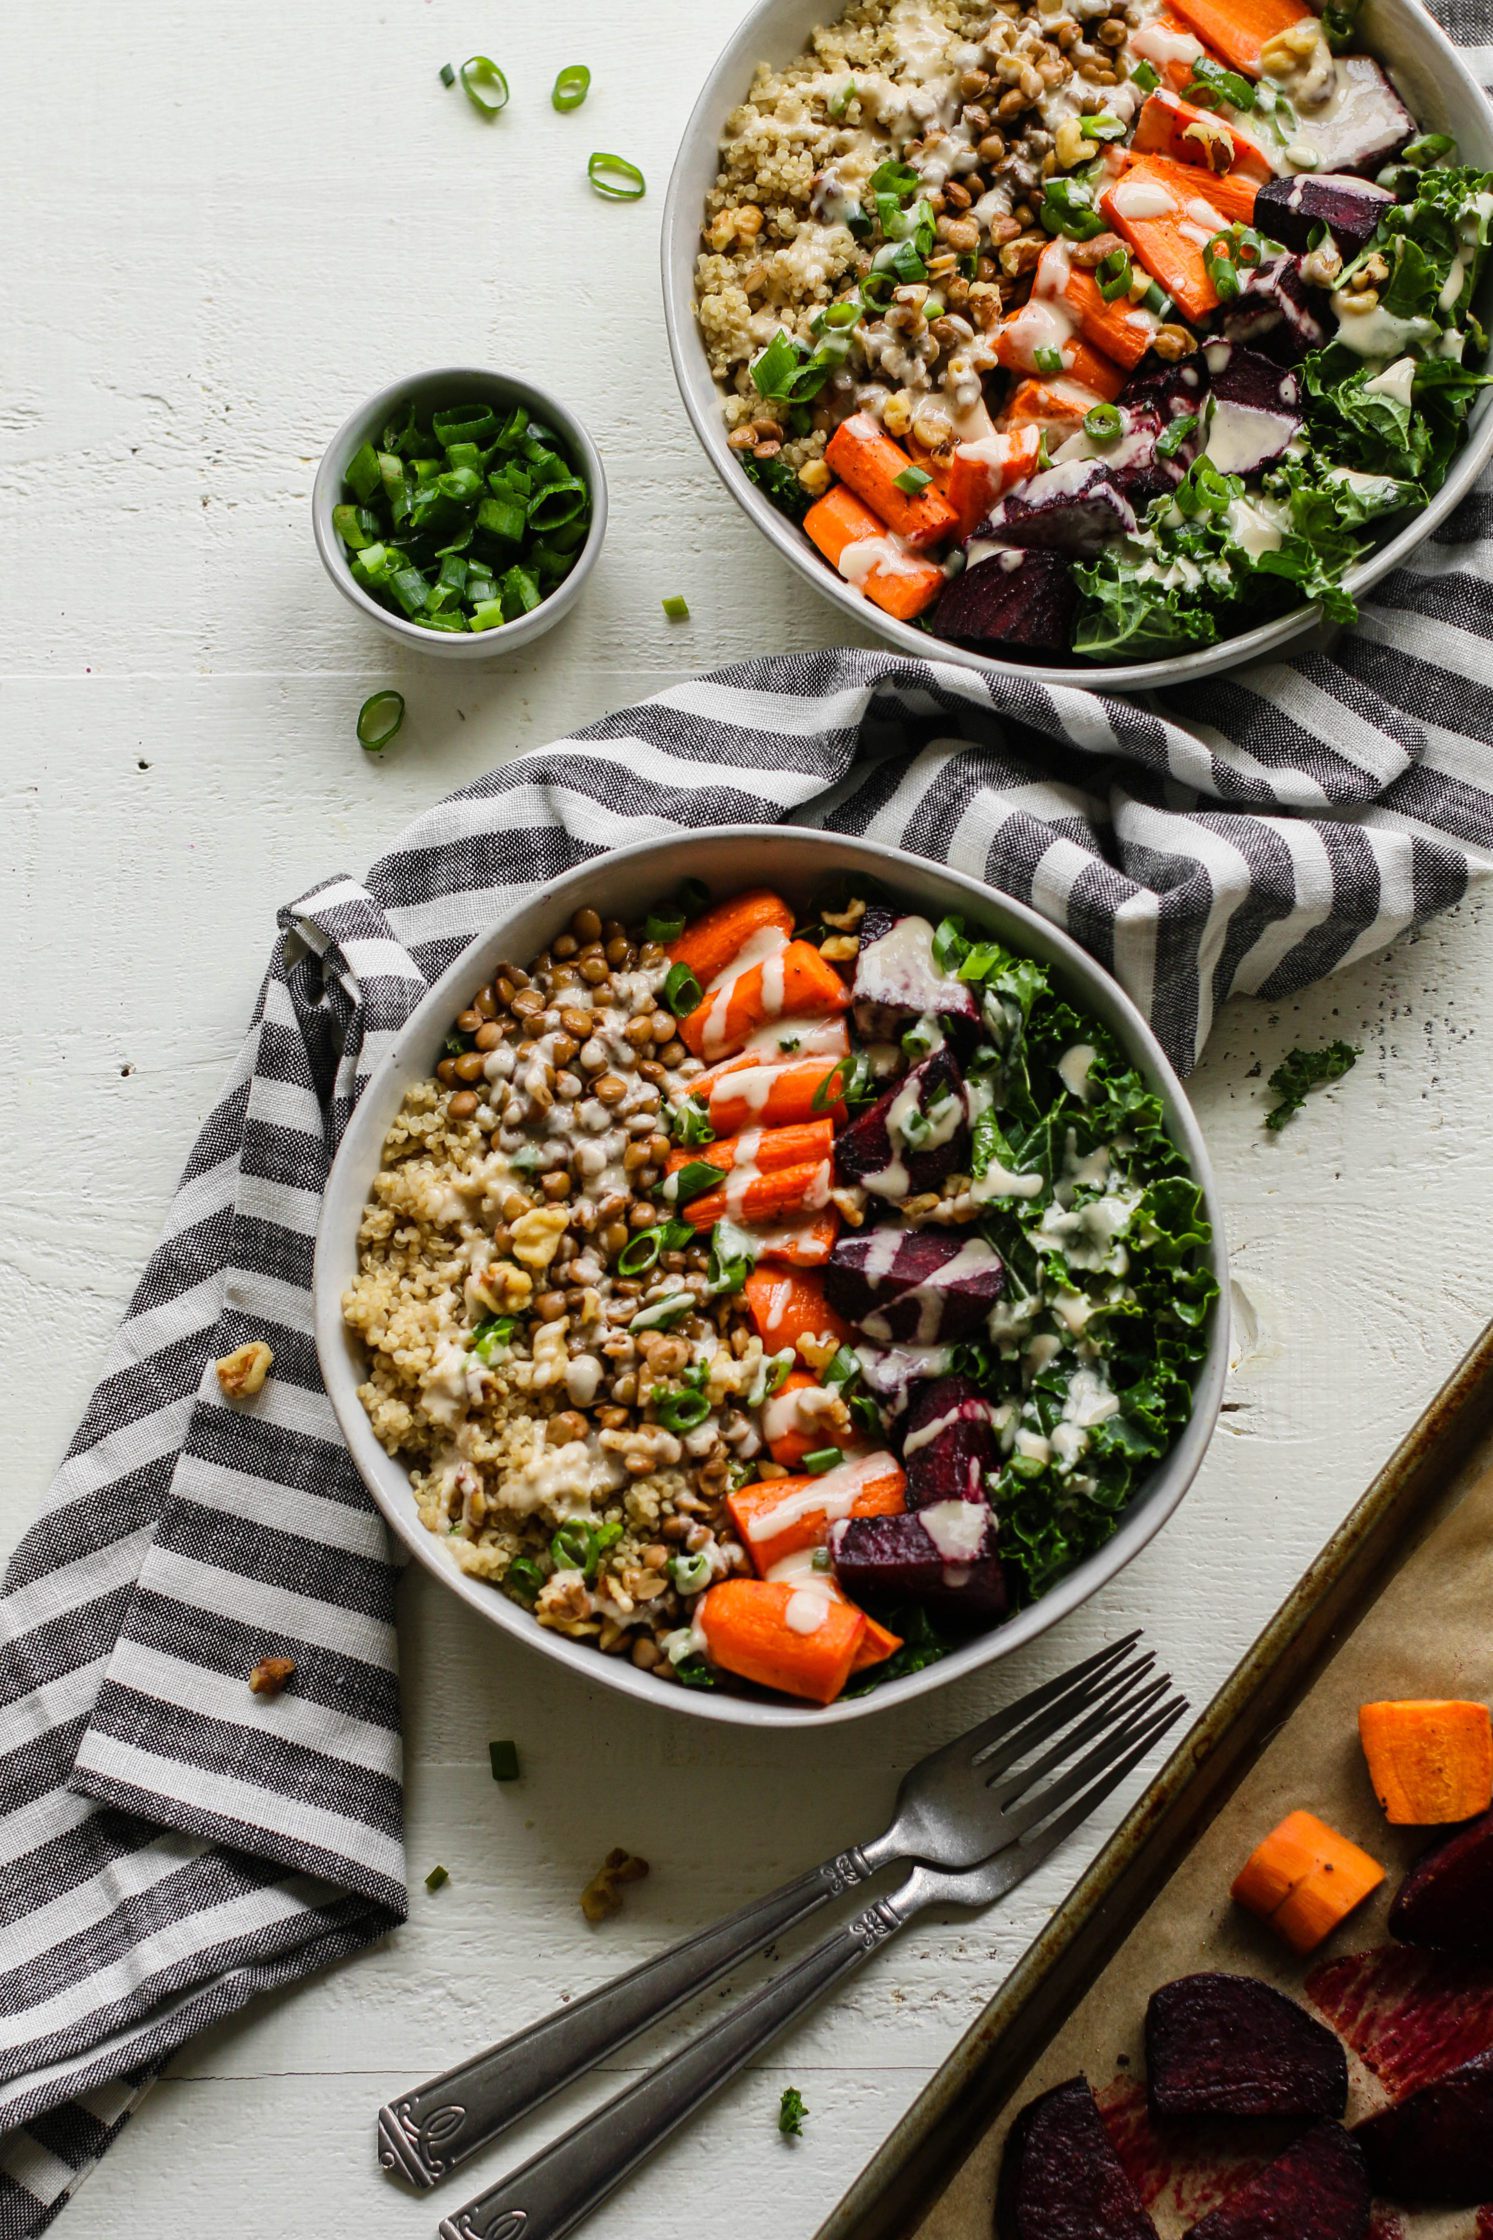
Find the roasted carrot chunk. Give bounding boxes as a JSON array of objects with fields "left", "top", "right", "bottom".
[
  {"left": 945, "top": 429, "right": 1043, "bottom": 538},
  {"left": 683, "top": 1156, "right": 832, "bottom": 1232},
  {"left": 853, "top": 1611, "right": 904, "bottom": 1671},
  {"left": 696, "top": 1579, "right": 868, "bottom": 1704},
  {"left": 1134, "top": 7, "right": 1212, "bottom": 88},
  {"left": 761, "top": 1368, "right": 867, "bottom": 1470},
  {"left": 1034, "top": 243, "right": 1157, "bottom": 372},
  {"left": 1003, "top": 378, "right": 1106, "bottom": 434},
  {"left": 755, "top": 1210, "right": 839, "bottom": 1267},
  {"left": 679, "top": 937, "right": 851, "bottom": 1061},
  {"left": 1359, "top": 1701, "right": 1493, "bottom": 1826},
  {"left": 744, "top": 1267, "right": 852, "bottom": 1360},
  {"left": 825, "top": 413, "right": 960, "bottom": 548},
  {"left": 1126, "top": 148, "right": 1259, "bottom": 228},
  {"left": 803, "top": 486, "right": 947, "bottom": 622},
  {"left": 1165, "top": 0, "right": 1312, "bottom": 77},
  {"left": 665, "top": 1119, "right": 834, "bottom": 1182},
  {"left": 1133, "top": 89, "right": 1273, "bottom": 180},
  {"left": 728, "top": 1454, "right": 907, "bottom": 1575},
  {"left": 1233, "top": 1810, "right": 1386, "bottom": 1955},
  {"left": 695, "top": 1049, "right": 849, "bottom": 1131},
  {"left": 996, "top": 314, "right": 1125, "bottom": 402},
  {"left": 666, "top": 890, "right": 794, "bottom": 989},
  {"left": 1101, "top": 157, "right": 1227, "bottom": 323}
]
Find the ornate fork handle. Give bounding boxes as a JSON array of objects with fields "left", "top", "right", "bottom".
[
  {"left": 439, "top": 1893, "right": 907, "bottom": 2240},
  {"left": 378, "top": 1845, "right": 884, "bottom": 2189}
]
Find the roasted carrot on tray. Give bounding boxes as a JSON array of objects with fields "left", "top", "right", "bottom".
[
  {"left": 679, "top": 936, "right": 851, "bottom": 1061},
  {"left": 995, "top": 316, "right": 1125, "bottom": 402},
  {"left": 824, "top": 413, "right": 960, "bottom": 548},
  {"left": 944, "top": 428, "right": 1042, "bottom": 539},
  {"left": 1125, "top": 147, "right": 1259, "bottom": 227},
  {"left": 1359, "top": 1699, "right": 1493, "bottom": 1825},
  {"left": 1034, "top": 244, "right": 1155, "bottom": 373},
  {"left": 752, "top": 1210, "right": 839, "bottom": 1267},
  {"left": 695, "top": 1579, "right": 869, "bottom": 1704},
  {"left": 803, "top": 486, "right": 946, "bottom": 622},
  {"left": 665, "top": 889, "right": 794, "bottom": 988},
  {"left": 1232, "top": 1809, "right": 1386, "bottom": 1954},
  {"left": 728, "top": 1455, "right": 906, "bottom": 1574},
  {"left": 1002, "top": 379, "right": 1104, "bottom": 435}
]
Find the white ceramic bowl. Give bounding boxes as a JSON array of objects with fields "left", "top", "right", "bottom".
[
  {"left": 313, "top": 829, "right": 1229, "bottom": 1726},
  {"left": 661, "top": 0, "right": 1493, "bottom": 692},
  {"left": 311, "top": 367, "right": 607, "bottom": 661}
]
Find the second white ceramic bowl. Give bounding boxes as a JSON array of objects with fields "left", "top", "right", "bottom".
[
  {"left": 660, "top": 0, "right": 1493, "bottom": 692},
  {"left": 313, "top": 828, "right": 1229, "bottom": 1728}
]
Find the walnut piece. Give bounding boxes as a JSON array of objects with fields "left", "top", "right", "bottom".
[
  {"left": 510, "top": 1205, "right": 570, "bottom": 1271},
  {"left": 248, "top": 1655, "right": 296, "bottom": 1698},
  {"left": 580, "top": 1847, "right": 650, "bottom": 1924},
  {"left": 216, "top": 1341, "right": 273, "bottom": 1400}
]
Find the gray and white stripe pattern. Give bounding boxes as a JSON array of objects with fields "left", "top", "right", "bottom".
[{"left": 6, "top": 413, "right": 1493, "bottom": 2240}]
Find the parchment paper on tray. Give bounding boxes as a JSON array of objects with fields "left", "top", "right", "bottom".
[{"left": 911, "top": 1384, "right": 1493, "bottom": 2240}]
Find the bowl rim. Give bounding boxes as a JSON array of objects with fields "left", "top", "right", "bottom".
[
  {"left": 659, "top": 0, "right": 1493, "bottom": 694},
  {"left": 310, "top": 364, "right": 609, "bottom": 661},
  {"left": 312, "top": 826, "right": 1230, "bottom": 1728}
]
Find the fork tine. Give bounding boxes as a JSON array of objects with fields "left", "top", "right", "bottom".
[
  {"left": 1008, "top": 1696, "right": 1189, "bottom": 1869},
  {"left": 1006, "top": 1690, "right": 1189, "bottom": 1845},
  {"left": 987, "top": 1667, "right": 1170, "bottom": 1814},
  {"left": 939, "top": 1632, "right": 1144, "bottom": 1778},
  {"left": 972, "top": 1647, "right": 1156, "bottom": 1787}
]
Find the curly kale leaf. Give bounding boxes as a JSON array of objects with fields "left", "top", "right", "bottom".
[{"left": 1264, "top": 1042, "right": 1361, "bottom": 1130}]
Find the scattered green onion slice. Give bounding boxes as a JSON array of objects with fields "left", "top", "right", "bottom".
[
  {"left": 1096, "top": 246, "right": 1134, "bottom": 304},
  {"left": 829, "top": 79, "right": 857, "bottom": 118},
  {"left": 470, "top": 1314, "right": 518, "bottom": 1364},
  {"left": 671, "top": 1159, "right": 723, "bottom": 1205},
  {"left": 424, "top": 1864, "right": 450, "bottom": 1892},
  {"left": 630, "top": 1290, "right": 695, "bottom": 1332},
  {"left": 588, "top": 151, "right": 646, "bottom": 200},
  {"left": 664, "top": 1092, "right": 715, "bottom": 1145},
  {"left": 439, "top": 61, "right": 456, "bottom": 87},
  {"left": 460, "top": 56, "right": 510, "bottom": 116},
  {"left": 489, "top": 1739, "right": 520, "bottom": 1782},
  {"left": 1083, "top": 402, "right": 1123, "bottom": 442},
  {"left": 552, "top": 63, "right": 591, "bottom": 112},
  {"left": 802, "top": 1447, "right": 844, "bottom": 1476},
  {"left": 662, "top": 594, "right": 690, "bottom": 619},
  {"left": 356, "top": 690, "right": 405, "bottom": 753},
  {"left": 664, "top": 960, "right": 703, "bottom": 1016},
  {"left": 893, "top": 464, "right": 933, "bottom": 494},
  {"left": 505, "top": 1557, "right": 545, "bottom": 1603},
  {"left": 1033, "top": 344, "right": 1065, "bottom": 376}
]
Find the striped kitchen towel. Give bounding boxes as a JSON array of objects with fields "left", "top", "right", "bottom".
[{"left": 5, "top": 610, "right": 1493, "bottom": 2232}]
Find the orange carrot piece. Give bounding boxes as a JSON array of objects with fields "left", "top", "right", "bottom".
[
  {"left": 679, "top": 937, "right": 851, "bottom": 1061},
  {"left": 1232, "top": 1809, "right": 1386, "bottom": 1955},
  {"left": 853, "top": 1611, "right": 904, "bottom": 1671},
  {"left": 696, "top": 1050, "right": 849, "bottom": 1132},
  {"left": 1003, "top": 379, "right": 1102, "bottom": 435},
  {"left": 666, "top": 890, "right": 794, "bottom": 989},
  {"left": 995, "top": 315, "right": 1125, "bottom": 402},
  {"left": 696, "top": 1579, "right": 867, "bottom": 1704},
  {"left": 1165, "top": 0, "right": 1311, "bottom": 76},
  {"left": 1100, "top": 158, "right": 1226, "bottom": 324},
  {"left": 945, "top": 429, "right": 1043, "bottom": 538},
  {"left": 1359, "top": 1701, "right": 1493, "bottom": 1826},
  {"left": 665, "top": 1119, "right": 834, "bottom": 1182},
  {"left": 762, "top": 1368, "right": 867, "bottom": 1469},
  {"left": 1136, "top": 7, "right": 1212, "bottom": 88},
  {"left": 744, "top": 1267, "right": 852, "bottom": 1360},
  {"left": 1038, "top": 247, "right": 1157, "bottom": 373},
  {"left": 727, "top": 1456, "right": 907, "bottom": 1575},
  {"left": 683, "top": 1157, "right": 832, "bottom": 1232},
  {"left": 756, "top": 1210, "right": 838, "bottom": 1267},
  {"left": 803, "top": 486, "right": 947, "bottom": 622},
  {"left": 1130, "top": 148, "right": 1259, "bottom": 228},
  {"left": 1133, "top": 89, "right": 1273, "bottom": 180},
  {"left": 825, "top": 413, "right": 960, "bottom": 548}
]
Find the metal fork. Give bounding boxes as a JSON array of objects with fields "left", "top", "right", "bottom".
[
  {"left": 378, "top": 1631, "right": 1155, "bottom": 2189},
  {"left": 438, "top": 1675, "right": 1187, "bottom": 2240}
]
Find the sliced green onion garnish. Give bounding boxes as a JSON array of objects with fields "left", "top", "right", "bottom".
[
  {"left": 504, "top": 1557, "right": 546, "bottom": 1603},
  {"left": 1096, "top": 246, "right": 1134, "bottom": 305},
  {"left": 618, "top": 1229, "right": 665, "bottom": 1274},
  {"left": 661, "top": 594, "right": 690, "bottom": 619},
  {"left": 629, "top": 1290, "right": 694, "bottom": 1332},
  {"left": 656, "top": 1385, "right": 712, "bottom": 1433},
  {"left": 647, "top": 907, "right": 687, "bottom": 944},
  {"left": 470, "top": 1314, "right": 518, "bottom": 1363},
  {"left": 802, "top": 1447, "right": 844, "bottom": 1476},
  {"left": 1084, "top": 402, "right": 1122, "bottom": 442},
  {"left": 829, "top": 79, "right": 857, "bottom": 118},
  {"left": 551, "top": 1523, "right": 591, "bottom": 1573},
  {"left": 670, "top": 1551, "right": 713, "bottom": 1594},
  {"left": 356, "top": 690, "right": 405, "bottom": 753},
  {"left": 489, "top": 1739, "right": 520, "bottom": 1782},
  {"left": 1033, "top": 345, "right": 1065, "bottom": 376},
  {"left": 1131, "top": 58, "right": 1159, "bottom": 89},
  {"left": 460, "top": 56, "right": 510, "bottom": 116},
  {"left": 552, "top": 63, "right": 591, "bottom": 111},
  {"left": 588, "top": 150, "right": 646, "bottom": 201},
  {"left": 424, "top": 1864, "right": 450, "bottom": 1892},
  {"left": 1155, "top": 412, "right": 1198, "bottom": 460},
  {"left": 664, "top": 960, "right": 703, "bottom": 1016},
  {"left": 439, "top": 61, "right": 456, "bottom": 87},
  {"left": 1080, "top": 113, "right": 1125, "bottom": 140},
  {"left": 671, "top": 1159, "right": 722, "bottom": 1205},
  {"left": 892, "top": 464, "right": 933, "bottom": 494}
]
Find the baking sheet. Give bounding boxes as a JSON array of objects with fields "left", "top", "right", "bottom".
[{"left": 818, "top": 1318, "right": 1493, "bottom": 2240}]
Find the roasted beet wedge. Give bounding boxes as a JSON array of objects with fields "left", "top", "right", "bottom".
[
  {"left": 824, "top": 1227, "right": 967, "bottom": 1323},
  {"left": 934, "top": 547, "right": 1077, "bottom": 654},
  {"left": 854, "top": 1341, "right": 957, "bottom": 1414},
  {"left": 996, "top": 2076, "right": 1159, "bottom": 2240},
  {"left": 1389, "top": 1804, "right": 1493, "bottom": 1952},
  {"left": 1299, "top": 55, "right": 1413, "bottom": 175},
  {"left": 1105, "top": 405, "right": 1185, "bottom": 508},
  {"left": 1209, "top": 345, "right": 1301, "bottom": 416},
  {"left": 852, "top": 908, "right": 978, "bottom": 1028},
  {"left": 1255, "top": 173, "right": 1393, "bottom": 256},
  {"left": 1352, "top": 2046, "right": 1493, "bottom": 2203},
  {"left": 904, "top": 1376, "right": 1004, "bottom": 1507},
  {"left": 1183, "top": 2124, "right": 1370, "bottom": 2240},
  {"left": 1221, "top": 254, "right": 1328, "bottom": 361},
  {"left": 861, "top": 1237, "right": 1005, "bottom": 1345},
  {"left": 1201, "top": 349, "right": 1302, "bottom": 477},
  {"left": 976, "top": 459, "right": 1137, "bottom": 557},
  {"left": 830, "top": 1507, "right": 1007, "bottom": 1618},
  {"left": 833, "top": 1048, "right": 970, "bottom": 1201},
  {"left": 1146, "top": 1973, "right": 1348, "bottom": 2121},
  {"left": 1120, "top": 354, "right": 1209, "bottom": 419}
]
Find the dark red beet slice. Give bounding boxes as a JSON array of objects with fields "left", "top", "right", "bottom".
[
  {"left": 903, "top": 1376, "right": 1003, "bottom": 1507},
  {"left": 1221, "top": 254, "right": 1328, "bottom": 361},
  {"left": 976, "top": 460, "right": 1137, "bottom": 557},
  {"left": 1389, "top": 1805, "right": 1493, "bottom": 1954},
  {"left": 1146, "top": 1973, "right": 1348, "bottom": 2121},
  {"left": 1255, "top": 172, "right": 1392, "bottom": 256},
  {"left": 1183, "top": 2124, "right": 1371, "bottom": 2240},
  {"left": 830, "top": 1507, "right": 1007, "bottom": 1618},
  {"left": 852, "top": 908, "right": 978, "bottom": 1026},
  {"left": 996, "top": 2076, "right": 1159, "bottom": 2240},
  {"left": 833, "top": 1048, "right": 970, "bottom": 1200},
  {"left": 1353, "top": 2047, "right": 1493, "bottom": 2203},
  {"left": 934, "top": 547, "right": 1077, "bottom": 654},
  {"left": 1209, "top": 345, "right": 1301, "bottom": 417},
  {"left": 1297, "top": 56, "right": 1412, "bottom": 175},
  {"left": 859, "top": 1237, "right": 1004, "bottom": 1345},
  {"left": 824, "top": 1227, "right": 965, "bottom": 1324}
]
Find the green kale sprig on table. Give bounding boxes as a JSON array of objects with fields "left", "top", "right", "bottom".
[{"left": 1264, "top": 1042, "right": 1361, "bottom": 1130}]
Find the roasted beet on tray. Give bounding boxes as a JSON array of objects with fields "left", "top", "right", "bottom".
[
  {"left": 1352, "top": 2046, "right": 1493, "bottom": 2202},
  {"left": 1389, "top": 1803, "right": 1493, "bottom": 1953},
  {"left": 1145, "top": 1972, "right": 1348, "bottom": 2121},
  {"left": 1182, "top": 2122, "right": 1371, "bottom": 2240},
  {"left": 997, "top": 2075, "right": 1159, "bottom": 2240}
]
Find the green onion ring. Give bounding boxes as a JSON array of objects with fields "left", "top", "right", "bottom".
[
  {"left": 356, "top": 690, "right": 405, "bottom": 753},
  {"left": 1083, "top": 402, "right": 1122, "bottom": 442},
  {"left": 460, "top": 56, "right": 510, "bottom": 117},
  {"left": 439, "top": 61, "right": 455, "bottom": 87},
  {"left": 552, "top": 63, "right": 591, "bottom": 112},
  {"left": 588, "top": 150, "right": 646, "bottom": 201}
]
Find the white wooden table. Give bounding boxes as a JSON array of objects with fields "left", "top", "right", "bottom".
[{"left": 5, "top": 3, "right": 1493, "bottom": 2235}]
